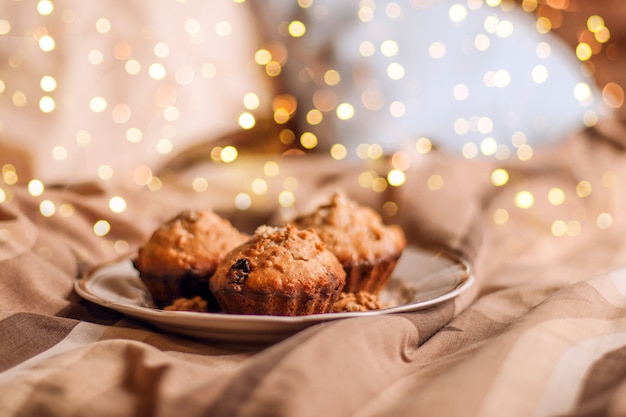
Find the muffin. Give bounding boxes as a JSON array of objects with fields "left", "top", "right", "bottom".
[
  {"left": 210, "top": 224, "right": 346, "bottom": 316},
  {"left": 133, "top": 209, "right": 248, "bottom": 309},
  {"left": 293, "top": 192, "right": 406, "bottom": 294}
]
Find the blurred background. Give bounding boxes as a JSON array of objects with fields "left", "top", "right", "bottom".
[{"left": 1, "top": 0, "right": 623, "bottom": 185}]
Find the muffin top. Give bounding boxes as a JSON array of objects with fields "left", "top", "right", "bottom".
[
  {"left": 134, "top": 209, "right": 249, "bottom": 278},
  {"left": 211, "top": 224, "right": 346, "bottom": 295},
  {"left": 293, "top": 193, "right": 406, "bottom": 264}
]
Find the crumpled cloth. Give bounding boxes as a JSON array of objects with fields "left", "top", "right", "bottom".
[{"left": 1, "top": 119, "right": 626, "bottom": 417}]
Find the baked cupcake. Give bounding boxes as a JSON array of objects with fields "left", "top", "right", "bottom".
[
  {"left": 210, "top": 224, "right": 346, "bottom": 316},
  {"left": 133, "top": 209, "right": 248, "bottom": 309},
  {"left": 293, "top": 192, "right": 406, "bottom": 294}
]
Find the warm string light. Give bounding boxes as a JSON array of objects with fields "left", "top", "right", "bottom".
[
  {"left": 253, "top": 0, "right": 602, "bottom": 168},
  {"left": 523, "top": 4, "right": 622, "bottom": 112},
  {"left": 0, "top": 0, "right": 620, "bottom": 254},
  {"left": 1, "top": 0, "right": 272, "bottom": 190}
]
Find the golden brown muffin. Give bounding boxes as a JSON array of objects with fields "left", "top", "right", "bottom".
[
  {"left": 293, "top": 192, "right": 406, "bottom": 294},
  {"left": 133, "top": 209, "right": 249, "bottom": 309},
  {"left": 210, "top": 224, "right": 346, "bottom": 316}
]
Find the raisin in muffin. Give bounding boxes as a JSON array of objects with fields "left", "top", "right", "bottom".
[
  {"left": 210, "top": 224, "right": 346, "bottom": 316},
  {"left": 293, "top": 192, "right": 406, "bottom": 294},
  {"left": 133, "top": 209, "right": 248, "bottom": 309}
]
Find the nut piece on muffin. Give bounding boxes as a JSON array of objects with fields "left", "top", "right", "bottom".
[
  {"left": 163, "top": 296, "right": 209, "bottom": 313},
  {"left": 331, "top": 291, "right": 383, "bottom": 313},
  {"left": 293, "top": 192, "right": 406, "bottom": 294},
  {"left": 132, "top": 209, "right": 249, "bottom": 309},
  {"left": 210, "top": 224, "right": 346, "bottom": 316}
]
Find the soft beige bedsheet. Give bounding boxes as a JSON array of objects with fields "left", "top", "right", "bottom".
[{"left": 1, "top": 118, "right": 626, "bottom": 417}]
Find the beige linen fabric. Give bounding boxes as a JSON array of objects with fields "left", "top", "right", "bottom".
[{"left": 1, "top": 120, "right": 626, "bottom": 416}]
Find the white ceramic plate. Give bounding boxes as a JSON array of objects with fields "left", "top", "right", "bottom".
[{"left": 75, "top": 246, "right": 473, "bottom": 343}]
